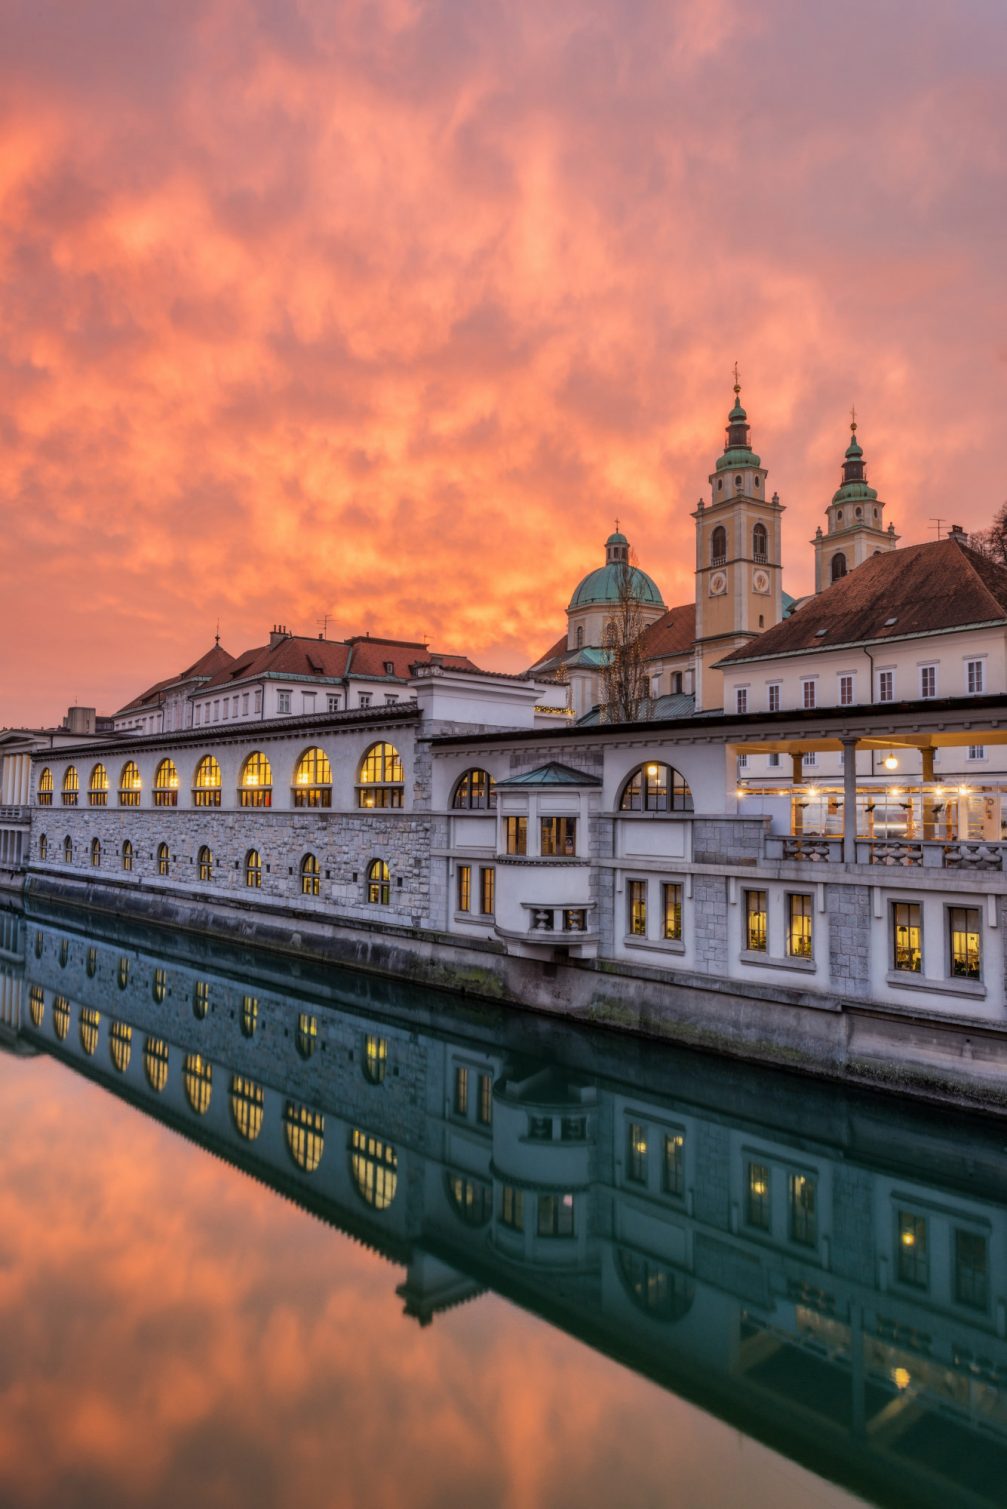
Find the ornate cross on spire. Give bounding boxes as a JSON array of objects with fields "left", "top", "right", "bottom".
[
  {"left": 732, "top": 360, "right": 741, "bottom": 395},
  {"left": 850, "top": 402, "right": 857, "bottom": 433}
]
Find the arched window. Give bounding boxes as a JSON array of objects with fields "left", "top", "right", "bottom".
[
  {"left": 88, "top": 764, "right": 109, "bottom": 807},
  {"left": 300, "top": 853, "right": 320, "bottom": 897},
  {"left": 296, "top": 1013, "right": 318, "bottom": 1060},
  {"left": 37, "top": 768, "right": 53, "bottom": 806},
  {"left": 157, "top": 842, "right": 170, "bottom": 877},
  {"left": 193, "top": 755, "right": 222, "bottom": 807},
  {"left": 197, "top": 846, "right": 213, "bottom": 882},
  {"left": 122, "top": 839, "right": 133, "bottom": 872},
  {"left": 285, "top": 1102, "right": 325, "bottom": 1173},
  {"left": 63, "top": 835, "right": 73, "bottom": 865},
  {"left": 445, "top": 1173, "right": 492, "bottom": 1227},
  {"left": 38, "top": 834, "right": 47, "bottom": 862},
  {"left": 366, "top": 859, "right": 390, "bottom": 905},
  {"left": 28, "top": 985, "right": 45, "bottom": 1027},
  {"left": 117, "top": 957, "right": 130, "bottom": 989},
  {"left": 53, "top": 996, "right": 70, "bottom": 1041},
  {"left": 575, "top": 625, "right": 584, "bottom": 648},
  {"left": 619, "top": 763, "right": 693, "bottom": 813},
  {"left": 452, "top": 769, "right": 496, "bottom": 810},
  {"left": 231, "top": 1076, "right": 264, "bottom": 1140},
  {"left": 363, "top": 1035, "right": 387, "bottom": 1084},
  {"left": 240, "top": 995, "right": 259, "bottom": 1038},
  {"left": 193, "top": 980, "right": 210, "bottom": 1020},
  {"left": 616, "top": 1249, "right": 695, "bottom": 1322},
  {"left": 350, "top": 1128, "right": 397, "bottom": 1209},
  {"left": 80, "top": 1006, "right": 100, "bottom": 1056},
  {"left": 711, "top": 525, "right": 727, "bottom": 565},
  {"left": 245, "top": 849, "right": 262, "bottom": 888},
  {"left": 58, "top": 939, "right": 69, "bottom": 968},
  {"left": 831, "top": 552, "right": 847, "bottom": 582},
  {"left": 62, "top": 767, "right": 79, "bottom": 806},
  {"left": 753, "top": 522, "right": 768, "bottom": 562},
  {"left": 357, "top": 743, "right": 404, "bottom": 809},
  {"left": 239, "top": 751, "right": 272, "bottom": 807},
  {"left": 144, "top": 1036, "right": 169, "bottom": 1092},
  {"left": 183, "top": 1053, "right": 212, "bottom": 1115},
  {"left": 153, "top": 759, "right": 180, "bottom": 807},
  {"left": 110, "top": 1021, "right": 132, "bottom": 1073},
  {"left": 86, "top": 947, "right": 97, "bottom": 978},
  {"left": 152, "top": 968, "right": 167, "bottom": 1004},
  {"left": 90, "top": 837, "right": 101, "bottom": 868},
  {"left": 292, "top": 747, "right": 332, "bottom": 807},
  {"left": 119, "top": 761, "right": 142, "bottom": 806}
]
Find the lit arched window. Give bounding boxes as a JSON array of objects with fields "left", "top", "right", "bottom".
[
  {"left": 63, "top": 835, "right": 73, "bottom": 865},
  {"left": 753, "top": 522, "right": 768, "bottom": 562},
  {"left": 119, "top": 761, "right": 142, "bottom": 806},
  {"left": 152, "top": 968, "right": 167, "bottom": 1004},
  {"left": 110, "top": 1020, "right": 132, "bottom": 1073},
  {"left": 245, "top": 849, "right": 262, "bottom": 888},
  {"left": 88, "top": 764, "right": 109, "bottom": 806},
  {"left": 831, "top": 552, "right": 847, "bottom": 582},
  {"left": 296, "top": 1013, "right": 318, "bottom": 1059},
  {"left": 230, "top": 1075, "right": 264, "bottom": 1140},
  {"left": 193, "top": 755, "right": 222, "bottom": 807},
  {"left": 38, "top": 834, "right": 47, "bottom": 862},
  {"left": 300, "top": 853, "right": 320, "bottom": 897},
  {"left": 144, "top": 1036, "right": 169, "bottom": 1092},
  {"left": 711, "top": 525, "right": 727, "bottom": 564},
  {"left": 53, "top": 995, "right": 70, "bottom": 1040},
  {"left": 366, "top": 859, "right": 390, "bottom": 905},
  {"left": 619, "top": 763, "right": 693, "bottom": 813},
  {"left": 363, "top": 1035, "right": 387, "bottom": 1084},
  {"left": 37, "top": 768, "right": 53, "bottom": 806},
  {"left": 197, "top": 846, "right": 213, "bottom": 882},
  {"left": 90, "top": 837, "right": 101, "bottom": 868},
  {"left": 62, "top": 767, "right": 79, "bottom": 806},
  {"left": 157, "top": 842, "right": 170, "bottom": 877},
  {"left": 153, "top": 759, "right": 180, "bottom": 807},
  {"left": 122, "top": 839, "right": 133, "bottom": 872},
  {"left": 446, "top": 1173, "right": 492, "bottom": 1227},
  {"left": 285, "top": 1102, "right": 325, "bottom": 1173},
  {"left": 80, "top": 1006, "right": 100, "bottom": 1056},
  {"left": 239, "top": 751, "right": 272, "bottom": 807},
  {"left": 351, "top": 1129, "right": 398, "bottom": 1209},
  {"left": 357, "top": 743, "right": 404, "bottom": 809},
  {"left": 452, "top": 769, "right": 496, "bottom": 809},
  {"left": 616, "top": 1249, "right": 695, "bottom": 1321},
  {"left": 183, "top": 1053, "right": 212, "bottom": 1114},
  {"left": 292, "top": 747, "right": 332, "bottom": 807},
  {"left": 240, "top": 995, "right": 259, "bottom": 1038},
  {"left": 28, "top": 985, "right": 44, "bottom": 1027},
  {"left": 193, "top": 980, "right": 210, "bottom": 1019},
  {"left": 118, "top": 957, "right": 130, "bottom": 989}
]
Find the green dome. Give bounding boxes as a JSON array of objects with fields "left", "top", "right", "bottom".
[
  {"left": 568, "top": 563, "right": 665, "bottom": 610},
  {"left": 606, "top": 530, "right": 629, "bottom": 546},
  {"left": 715, "top": 445, "right": 762, "bottom": 472}
]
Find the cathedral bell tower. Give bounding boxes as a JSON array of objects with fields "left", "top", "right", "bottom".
[
  {"left": 813, "top": 413, "right": 897, "bottom": 592},
  {"left": 693, "top": 374, "right": 784, "bottom": 711}
]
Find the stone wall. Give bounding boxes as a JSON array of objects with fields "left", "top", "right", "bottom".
[
  {"left": 827, "top": 882, "right": 871, "bottom": 997},
  {"left": 691, "top": 816, "right": 767, "bottom": 866},
  {"left": 692, "top": 872, "right": 729, "bottom": 975}
]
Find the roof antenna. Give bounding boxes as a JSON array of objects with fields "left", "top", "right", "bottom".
[
  {"left": 317, "top": 613, "right": 331, "bottom": 638},
  {"left": 929, "top": 517, "right": 945, "bottom": 540}
]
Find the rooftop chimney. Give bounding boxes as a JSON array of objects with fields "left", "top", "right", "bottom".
[
  {"left": 269, "top": 624, "right": 291, "bottom": 648},
  {"left": 65, "top": 706, "right": 96, "bottom": 736},
  {"left": 948, "top": 524, "right": 968, "bottom": 543}
]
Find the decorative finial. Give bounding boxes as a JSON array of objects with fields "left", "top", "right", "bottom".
[
  {"left": 732, "top": 360, "right": 741, "bottom": 396},
  {"left": 850, "top": 402, "right": 857, "bottom": 434},
  {"left": 614, "top": 516, "right": 620, "bottom": 533},
  {"left": 215, "top": 618, "right": 220, "bottom": 647}
]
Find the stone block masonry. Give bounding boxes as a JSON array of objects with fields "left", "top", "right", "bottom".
[{"left": 827, "top": 883, "right": 871, "bottom": 996}]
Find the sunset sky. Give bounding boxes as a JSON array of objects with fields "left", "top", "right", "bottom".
[{"left": 1, "top": 0, "right": 1005, "bottom": 726}]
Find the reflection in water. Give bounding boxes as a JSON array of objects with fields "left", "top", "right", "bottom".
[{"left": 0, "top": 901, "right": 1005, "bottom": 1508}]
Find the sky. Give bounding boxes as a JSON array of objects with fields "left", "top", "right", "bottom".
[{"left": 1, "top": 0, "right": 1005, "bottom": 725}]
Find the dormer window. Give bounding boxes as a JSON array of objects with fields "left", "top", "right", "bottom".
[{"left": 384, "top": 660, "right": 394, "bottom": 675}]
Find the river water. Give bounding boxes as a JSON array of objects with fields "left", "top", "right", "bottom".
[{"left": 0, "top": 900, "right": 1003, "bottom": 1509}]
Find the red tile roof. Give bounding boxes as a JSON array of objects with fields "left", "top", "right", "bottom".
[
  {"left": 197, "top": 634, "right": 478, "bottom": 690},
  {"left": 638, "top": 602, "right": 697, "bottom": 659},
  {"left": 718, "top": 538, "right": 1007, "bottom": 666},
  {"left": 115, "top": 642, "right": 235, "bottom": 715},
  {"left": 528, "top": 632, "right": 570, "bottom": 672}
]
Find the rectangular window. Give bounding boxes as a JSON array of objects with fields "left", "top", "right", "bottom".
[
  {"left": 500, "top": 1186, "right": 524, "bottom": 1231},
  {"left": 651, "top": 674, "right": 661, "bottom": 698},
  {"left": 478, "top": 1072, "right": 493, "bottom": 1126},
  {"left": 968, "top": 744, "right": 985, "bottom": 761},
  {"left": 663, "top": 1132, "right": 685, "bottom": 1196},
  {"left": 528, "top": 1116, "right": 552, "bottom": 1140},
  {"left": 277, "top": 691, "right": 291, "bottom": 714},
  {"left": 222, "top": 699, "right": 229, "bottom": 719},
  {"left": 627, "top": 1122, "right": 648, "bottom": 1184},
  {"left": 802, "top": 680, "right": 816, "bottom": 709},
  {"left": 232, "top": 696, "right": 239, "bottom": 716},
  {"left": 302, "top": 692, "right": 316, "bottom": 713},
  {"left": 787, "top": 894, "right": 813, "bottom": 958},
  {"left": 967, "top": 659, "right": 984, "bottom": 695},
  {"left": 241, "top": 692, "right": 249, "bottom": 714},
  {"left": 537, "top": 1193, "right": 575, "bottom": 1238},
  {"left": 949, "top": 906, "right": 981, "bottom": 979},
  {"left": 789, "top": 1174, "right": 817, "bottom": 1247},
  {"left": 672, "top": 671, "right": 683, "bottom": 695},
  {"left": 768, "top": 683, "right": 781, "bottom": 713},
  {"left": 504, "top": 816, "right": 527, "bottom": 856},
  {"left": 745, "top": 890, "right": 767, "bottom": 952},
  {"left": 892, "top": 902, "right": 922, "bottom": 972},
  {"left": 359, "top": 693, "right": 372, "bottom": 708},
  {"left": 768, "top": 752, "right": 780, "bottom": 768},
  {"left": 839, "top": 673, "right": 854, "bottom": 706},
  {"left": 385, "top": 694, "right": 398, "bottom": 705},
  {"left": 738, "top": 752, "right": 748, "bottom": 769},
  {"left": 663, "top": 883, "right": 683, "bottom": 941},
  {"left": 878, "top": 669, "right": 894, "bottom": 702},
  {"left": 736, "top": 687, "right": 748, "bottom": 714},
  {"left": 954, "top": 1229, "right": 989, "bottom": 1311},
  {"left": 746, "top": 1161, "right": 770, "bottom": 1230},
  {"left": 628, "top": 880, "right": 647, "bottom": 937},
  {"left": 194, "top": 705, "right": 202, "bottom": 725},
  {"left": 327, "top": 694, "right": 341, "bottom": 713},
  {"left": 897, "top": 1210, "right": 929, "bottom": 1288},
  {"left": 540, "top": 816, "right": 577, "bottom": 856},
  {"left": 453, "top": 1066, "right": 469, "bottom": 1116},
  {"left": 920, "top": 665, "right": 937, "bottom": 698},
  {"left": 254, "top": 689, "right": 262, "bottom": 713},
  {"left": 561, "top": 1116, "right": 586, "bottom": 1140},
  {"left": 803, "top": 751, "right": 816, "bottom": 767},
  {"left": 479, "top": 866, "right": 495, "bottom": 915},
  {"left": 456, "top": 864, "right": 472, "bottom": 913},
  {"left": 213, "top": 700, "right": 220, "bottom": 719}
]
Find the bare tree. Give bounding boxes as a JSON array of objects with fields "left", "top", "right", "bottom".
[
  {"left": 601, "top": 557, "right": 650, "bottom": 723},
  {"left": 968, "top": 501, "right": 1007, "bottom": 564}
]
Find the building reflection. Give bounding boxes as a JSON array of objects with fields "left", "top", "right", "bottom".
[{"left": 1, "top": 901, "right": 1006, "bottom": 1509}]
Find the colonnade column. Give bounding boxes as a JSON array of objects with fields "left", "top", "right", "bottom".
[
  {"left": 790, "top": 750, "right": 804, "bottom": 836},
  {"left": 921, "top": 747, "right": 937, "bottom": 840},
  {"left": 842, "top": 738, "right": 858, "bottom": 863}
]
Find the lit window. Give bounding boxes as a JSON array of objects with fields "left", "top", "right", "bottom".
[
  {"left": 897, "top": 1210, "right": 928, "bottom": 1287},
  {"left": 446, "top": 1174, "right": 492, "bottom": 1227},
  {"left": 119, "top": 761, "right": 142, "bottom": 806},
  {"left": 122, "top": 840, "right": 133, "bottom": 872},
  {"left": 789, "top": 1174, "right": 817, "bottom": 1246},
  {"left": 619, "top": 763, "right": 693, "bottom": 812},
  {"left": 153, "top": 759, "right": 180, "bottom": 806},
  {"left": 504, "top": 816, "right": 527, "bottom": 855},
  {"left": 479, "top": 866, "right": 495, "bottom": 916},
  {"left": 80, "top": 1006, "right": 100, "bottom": 1056},
  {"left": 954, "top": 1229, "right": 989, "bottom": 1311},
  {"left": 892, "top": 902, "right": 922, "bottom": 972},
  {"left": 788, "top": 894, "right": 813, "bottom": 958},
  {"left": 920, "top": 665, "right": 936, "bottom": 699},
  {"left": 183, "top": 1053, "right": 213, "bottom": 1115},
  {"left": 144, "top": 1036, "right": 169, "bottom": 1091},
  {"left": 457, "top": 864, "right": 471, "bottom": 913},
  {"left": 240, "top": 995, "right": 258, "bottom": 1038},
  {"left": 537, "top": 1193, "right": 575, "bottom": 1238},
  {"left": 357, "top": 742, "right": 404, "bottom": 808},
  {"left": 478, "top": 1072, "right": 493, "bottom": 1125},
  {"left": 366, "top": 858, "right": 390, "bottom": 905},
  {"left": 663, "top": 1132, "right": 685, "bottom": 1196},
  {"left": 38, "top": 834, "right": 47, "bottom": 861},
  {"left": 540, "top": 816, "right": 576, "bottom": 856},
  {"left": 63, "top": 835, "right": 73, "bottom": 865},
  {"left": 59, "top": 939, "right": 69, "bottom": 968},
  {"left": 296, "top": 1013, "right": 318, "bottom": 1059},
  {"left": 117, "top": 957, "right": 130, "bottom": 989},
  {"left": 292, "top": 747, "right": 332, "bottom": 807},
  {"left": 53, "top": 996, "right": 70, "bottom": 1040},
  {"left": 628, "top": 880, "right": 647, "bottom": 937},
  {"left": 193, "top": 980, "right": 210, "bottom": 1019},
  {"left": 746, "top": 1161, "right": 770, "bottom": 1229},
  {"left": 350, "top": 1128, "right": 397, "bottom": 1207},
  {"left": 878, "top": 670, "right": 894, "bottom": 703},
  {"left": 90, "top": 837, "right": 101, "bottom": 868},
  {"left": 300, "top": 853, "right": 320, "bottom": 896},
  {"left": 110, "top": 1020, "right": 132, "bottom": 1073},
  {"left": 801, "top": 681, "right": 816, "bottom": 710},
  {"left": 62, "top": 766, "right": 79, "bottom": 806},
  {"left": 245, "top": 849, "right": 262, "bottom": 888},
  {"left": 663, "top": 883, "right": 683, "bottom": 940},
  {"left": 37, "top": 767, "right": 53, "bottom": 806},
  {"left": 28, "top": 984, "right": 45, "bottom": 1027},
  {"left": 454, "top": 1065, "right": 469, "bottom": 1116},
  {"left": 966, "top": 659, "right": 984, "bottom": 695},
  {"left": 152, "top": 968, "right": 167, "bottom": 1004},
  {"left": 230, "top": 1075, "right": 264, "bottom": 1140},
  {"left": 745, "top": 890, "right": 767, "bottom": 952},
  {"left": 197, "top": 846, "right": 213, "bottom": 882},
  {"left": 500, "top": 1185, "right": 524, "bottom": 1231},
  {"left": 363, "top": 1035, "right": 387, "bottom": 1084},
  {"left": 627, "top": 1122, "right": 648, "bottom": 1183},
  {"left": 239, "top": 751, "right": 273, "bottom": 806},
  {"left": 949, "top": 906, "right": 981, "bottom": 978},
  {"left": 193, "top": 755, "right": 222, "bottom": 807},
  {"left": 157, "top": 842, "right": 170, "bottom": 877},
  {"left": 452, "top": 769, "right": 497, "bottom": 809},
  {"left": 285, "top": 1104, "right": 324, "bottom": 1169}
]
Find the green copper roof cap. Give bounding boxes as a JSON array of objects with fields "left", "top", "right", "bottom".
[
  {"left": 606, "top": 529, "right": 628, "bottom": 546},
  {"left": 717, "top": 372, "right": 761, "bottom": 471},
  {"left": 716, "top": 445, "right": 762, "bottom": 472},
  {"left": 568, "top": 562, "right": 665, "bottom": 609},
  {"left": 832, "top": 414, "right": 877, "bottom": 504},
  {"left": 496, "top": 761, "right": 603, "bottom": 788}
]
